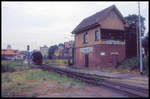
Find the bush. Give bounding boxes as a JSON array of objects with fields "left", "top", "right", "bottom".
[
  {"left": 143, "top": 56, "right": 149, "bottom": 75},
  {"left": 118, "top": 56, "right": 149, "bottom": 75},
  {"left": 2, "top": 60, "right": 28, "bottom": 72},
  {"left": 2, "top": 61, "right": 16, "bottom": 72},
  {"left": 118, "top": 57, "right": 139, "bottom": 70}
]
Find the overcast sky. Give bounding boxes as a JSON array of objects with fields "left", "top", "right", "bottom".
[{"left": 2, "top": 1, "right": 149, "bottom": 51}]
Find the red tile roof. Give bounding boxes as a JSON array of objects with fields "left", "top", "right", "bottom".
[{"left": 2, "top": 49, "right": 21, "bottom": 55}]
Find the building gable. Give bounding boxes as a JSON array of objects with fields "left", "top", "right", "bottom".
[
  {"left": 72, "top": 5, "right": 125, "bottom": 34},
  {"left": 100, "top": 10, "right": 125, "bottom": 30}
]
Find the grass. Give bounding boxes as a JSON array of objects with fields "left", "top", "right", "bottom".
[
  {"left": 43, "top": 59, "right": 68, "bottom": 66},
  {"left": 100, "top": 67, "right": 116, "bottom": 73},
  {"left": 32, "top": 92, "right": 38, "bottom": 97},
  {"left": 117, "top": 56, "right": 149, "bottom": 75},
  {"left": 2, "top": 60, "right": 29, "bottom": 72},
  {"left": 98, "top": 56, "right": 149, "bottom": 75},
  {"left": 2, "top": 67, "right": 84, "bottom": 97},
  {"left": 143, "top": 56, "right": 149, "bottom": 75},
  {"left": 2, "top": 72, "right": 34, "bottom": 97},
  {"left": 117, "top": 57, "right": 139, "bottom": 70}
]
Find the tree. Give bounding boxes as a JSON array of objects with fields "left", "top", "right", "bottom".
[
  {"left": 58, "top": 43, "right": 64, "bottom": 47},
  {"left": 142, "top": 32, "right": 149, "bottom": 48},
  {"left": 124, "top": 14, "right": 145, "bottom": 58},
  {"left": 142, "top": 32, "right": 149, "bottom": 55},
  {"left": 124, "top": 14, "right": 145, "bottom": 36},
  {"left": 124, "top": 14, "right": 146, "bottom": 58},
  {"left": 48, "top": 45, "right": 58, "bottom": 59}
]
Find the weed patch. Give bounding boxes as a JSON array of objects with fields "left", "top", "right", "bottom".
[
  {"left": 2, "top": 60, "right": 29, "bottom": 72},
  {"left": 2, "top": 68, "right": 84, "bottom": 97},
  {"left": 117, "top": 56, "right": 149, "bottom": 75},
  {"left": 43, "top": 59, "right": 68, "bottom": 66}
]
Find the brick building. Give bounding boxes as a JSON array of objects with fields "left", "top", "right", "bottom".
[{"left": 72, "top": 5, "right": 129, "bottom": 69}]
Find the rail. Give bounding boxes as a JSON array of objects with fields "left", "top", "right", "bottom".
[{"left": 32, "top": 64, "right": 148, "bottom": 97}]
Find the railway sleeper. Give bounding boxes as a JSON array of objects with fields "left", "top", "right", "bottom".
[
  {"left": 51, "top": 68, "right": 146, "bottom": 97},
  {"left": 39, "top": 64, "right": 148, "bottom": 97},
  {"left": 43, "top": 65, "right": 148, "bottom": 92}
]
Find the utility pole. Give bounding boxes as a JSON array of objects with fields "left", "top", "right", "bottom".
[
  {"left": 27, "top": 45, "right": 30, "bottom": 67},
  {"left": 136, "top": 22, "right": 139, "bottom": 57},
  {"left": 138, "top": 2, "right": 143, "bottom": 75},
  {"left": 4, "top": 49, "right": 6, "bottom": 59}
]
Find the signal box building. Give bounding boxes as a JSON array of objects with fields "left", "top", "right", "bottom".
[{"left": 72, "top": 5, "right": 129, "bottom": 69}]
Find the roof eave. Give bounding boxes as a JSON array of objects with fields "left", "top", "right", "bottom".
[{"left": 72, "top": 23, "right": 100, "bottom": 34}]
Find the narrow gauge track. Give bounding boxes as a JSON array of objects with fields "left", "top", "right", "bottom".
[{"left": 34, "top": 64, "right": 148, "bottom": 97}]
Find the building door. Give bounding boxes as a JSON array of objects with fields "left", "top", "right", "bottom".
[
  {"left": 85, "top": 54, "right": 89, "bottom": 67},
  {"left": 111, "top": 54, "right": 118, "bottom": 68}
]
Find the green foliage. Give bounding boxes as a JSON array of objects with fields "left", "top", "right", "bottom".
[
  {"left": 2, "top": 73, "right": 12, "bottom": 83},
  {"left": 25, "top": 69, "right": 55, "bottom": 81},
  {"left": 2, "top": 73, "right": 33, "bottom": 97},
  {"left": 99, "top": 67, "right": 116, "bottom": 73},
  {"left": 124, "top": 14, "right": 145, "bottom": 36},
  {"left": 2, "top": 69, "right": 83, "bottom": 97},
  {"left": 58, "top": 43, "right": 64, "bottom": 47},
  {"left": 24, "top": 69, "right": 80, "bottom": 83},
  {"left": 143, "top": 56, "right": 149, "bottom": 75},
  {"left": 43, "top": 59, "right": 68, "bottom": 66},
  {"left": 69, "top": 82, "right": 76, "bottom": 88},
  {"left": 2, "top": 60, "right": 29, "bottom": 72},
  {"left": 2, "top": 82, "right": 33, "bottom": 97},
  {"left": 118, "top": 56, "right": 149, "bottom": 75},
  {"left": 124, "top": 14, "right": 145, "bottom": 25},
  {"left": 118, "top": 57, "right": 139, "bottom": 70},
  {"left": 32, "top": 92, "right": 38, "bottom": 97},
  {"left": 142, "top": 34, "right": 149, "bottom": 48},
  {"left": 48, "top": 45, "right": 58, "bottom": 59}
]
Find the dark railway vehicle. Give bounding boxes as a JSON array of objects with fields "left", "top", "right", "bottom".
[{"left": 31, "top": 51, "right": 43, "bottom": 65}]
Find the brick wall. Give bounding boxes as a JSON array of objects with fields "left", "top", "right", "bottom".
[{"left": 74, "top": 44, "right": 125, "bottom": 69}]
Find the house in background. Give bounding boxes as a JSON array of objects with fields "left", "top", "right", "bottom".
[
  {"left": 40, "top": 45, "right": 49, "bottom": 59},
  {"left": 64, "top": 40, "right": 75, "bottom": 58},
  {"left": 13, "top": 53, "right": 26, "bottom": 60},
  {"left": 1, "top": 49, "right": 17, "bottom": 60},
  {"left": 57, "top": 45, "right": 65, "bottom": 58},
  {"left": 1, "top": 45, "right": 25, "bottom": 60},
  {"left": 72, "top": 5, "right": 129, "bottom": 69}
]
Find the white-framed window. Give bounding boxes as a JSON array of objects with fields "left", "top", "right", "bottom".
[
  {"left": 83, "top": 32, "right": 88, "bottom": 43},
  {"left": 95, "top": 30, "right": 100, "bottom": 41}
]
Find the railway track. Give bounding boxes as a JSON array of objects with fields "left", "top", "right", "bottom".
[{"left": 33, "top": 64, "right": 148, "bottom": 97}]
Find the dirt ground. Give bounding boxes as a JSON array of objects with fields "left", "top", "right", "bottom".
[
  {"left": 22, "top": 80, "right": 127, "bottom": 97},
  {"left": 2, "top": 69, "right": 128, "bottom": 98}
]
